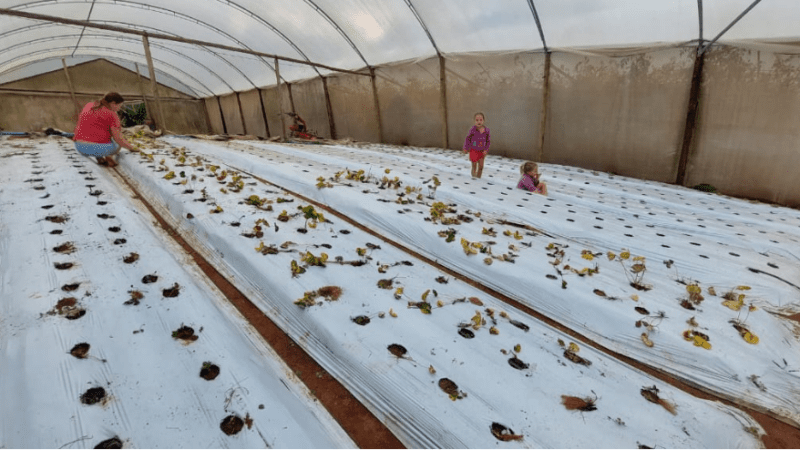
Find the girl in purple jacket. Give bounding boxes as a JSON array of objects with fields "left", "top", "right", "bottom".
[
  {"left": 462, "top": 112, "right": 490, "bottom": 178},
  {"left": 517, "top": 161, "right": 548, "bottom": 195}
]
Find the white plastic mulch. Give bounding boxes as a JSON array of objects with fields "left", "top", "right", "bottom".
[
  {"left": 0, "top": 138, "right": 353, "bottom": 449},
  {"left": 76, "top": 131, "right": 799, "bottom": 448}
]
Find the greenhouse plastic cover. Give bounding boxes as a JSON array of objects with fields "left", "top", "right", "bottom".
[
  {"left": 4, "top": 134, "right": 792, "bottom": 447},
  {"left": 2, "top": 0, "right": 800, "bottom": 96}
]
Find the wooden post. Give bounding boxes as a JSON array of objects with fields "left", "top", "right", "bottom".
[
  {"left": 61, "top": 58, "right": 80, "bottom": 119},
  {"left": 235, "top": 91, "right": 247, "bottom": 135},
  {"left": 675, "top": 50, "right": 705, "bottom": 186},
  {"left": 257, "top": 88, "right": 271, "bottom": 138},
  {"left": 275, "top": 57, "right": 286, "bottom": 139},
  {"left": 134, "top": 63, "right": 152, "bottom": 120},
  {"left": 287, "top": 82, "right": 295, "bottom": 113},
  {"left": 369, "top": 67, "right": 383, "bottom": 143},
  {"left": 537, "top": 52, "right": 552, "bottom": 162},
  {"left": 217, "top": 96, "right": 228, "bottom": 135},
  {"left": 142, "top": 34, "right": 167, "bottom": 132},
  {"left": 321, "top": 76, "right": 336, "bottom": 140},
  {"left": 439, "top": 55, "right": 449, "bottom": 149}
]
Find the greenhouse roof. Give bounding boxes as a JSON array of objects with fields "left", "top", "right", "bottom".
[{"left": 1, "top": 0, "right": 798, "bottom": 97}]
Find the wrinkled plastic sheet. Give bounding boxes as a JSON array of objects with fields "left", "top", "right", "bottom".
[
  {"left": 0, "top": 139, "right": 354, "bottom": 449},
  {"left": 159, "top": 137, "right": 800, "bottom": 428},
  {"left": 97, "top": 135, "right": 778, "bottom": 447}
]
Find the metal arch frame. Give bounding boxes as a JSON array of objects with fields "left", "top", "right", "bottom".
[
  {"left": 206, "top": 0, "right": 324, "bottom": 78},
  {"left": 402, "top": 0, "right": 441, "bottom": 56},
  {"left": 697, "top": 0, "right": 703, "bottom": 44},
  {"left": 0, "top": 30, "right": 236, "bottom": 93},
  {"left": 698, "top": 0, "right": 761, "bottom": 55},
  {"left": 300, "top": 0, "right": 370, "bottom": 68},
  {"left": 71, "top": 0, "right": 96, "bottom": 57},
  {"left": 1, "top": 54, "right": 205, "bottom": 98},
  {"left": 526, "top": 0, "right": 548, "bottom": 53},
  {"left": 92, "top": 21, "right": 260, "bottom": 90},
  {"left": 0, "top": 46, "right": 214, "bottom": 97},
  {"left": 8, "top": 0, "right": 284, "bottom": 82}
]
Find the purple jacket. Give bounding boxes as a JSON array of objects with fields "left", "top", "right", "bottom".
[
  {"left": 517, "top": 173, "right": 542, "bottom": 193},
  {"left": 464, "top": 126, "right": 490, "bottom": 152}
]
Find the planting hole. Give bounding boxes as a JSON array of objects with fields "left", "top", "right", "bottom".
[
  {"left": 220, "top": 415, "right": 244, "bottom": 435},
  {"left": 142, "top": 274, "right": 158, "bottom": 284},
  {"left": 508, "top": 357, "right": 529, "bottom": 370},
  {"left": 172, "top": 325, "right": 198, "bottom": 342},
  {"left": 388, "top": 344, "right": 407, "bottom": 358},
  {"left": 200, "top": 362, "right": 220, "bottom": 380},
  {"left": 61, "top": 282, "right": 80, "bottom": 291},
  {"left": 113, "top": 238, "right": 126, "bottom": 245},
  {"left": 94, "top": 437, "right": 122, "bottom": 449},
  {"left": 53, "top": 242, "right": 75, "bottom": 254},
  {"left": 70, "top": 343, "right": 90, "bottom": 359},
  {"left": 50, "top": 230, "right": 63, "bottom": 235},
  {"left": 458, "top": 328, "right": 475, "bottom": 339},
  {"left": 491, "top": 422, "right": 523, "bottom": 442},
  {"left": 108, "top": 226, "right": 121, "bottom": 232},
  {"left": 123, "top": 253, "right": 139, "bottom": 264},
  {"left": 80, "top": 387, "right": 106, "bottom": 405},
  {"left": 352, "top": 315, "right": 370, "bottom": 326},
  {"left": 54, "top": 262, "right": 74, "bottom": 270},
  {"left": 45, "top": 215, "right": 68, "bottom": 223},
  {"left": 162, "top": 283, "right": 180, "bottom": 297}
]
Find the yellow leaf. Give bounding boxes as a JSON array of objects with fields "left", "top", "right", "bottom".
[
  {"left": 641, "top": 333, "right": 654, "bottom": 348},
  {"left": 708, "top": 286, "right": 717, "bottom": 296},
  {"left": 484, "top": 257, "right": 493, "bottom": 265},
  {"left": 581, "top": 252, "right": 594, "bottom": 261},
  {"left": 503, "top": 230, "right": 512, "bottom": 236},
  {"left": 736, "top": 285, "right": 751, "bottom": 291},
  {"left": 749, "top": 304, "right": 757, "bottom": 312},
  {"left": 384, "top": 169, "right": 391, "bottom": 174},
  {"left": 620, "top": 251, "right": 631, "bottom": 260},
  {"left": 437, "top": 300, "right": 444, "bottom": 307},
  {"left": 389, "top": 308, "right": 397, "bottom": 318},
  {"left": 489, "top": 326, "right": 499, "bottom": 335},
  {"left": 633, "top": 256, "right": 646, "bottom": 262},
  {"left": 630, "top": 295, "right": 639, "bottom": 302},
  {"left": 395, "top": 287, "right": 404, "bottom": 296},
  {"left": 422, "top": 289, "right": 430, "bottom": 301},
  {"left": 631, "top": 263, "right": 646, "bottom": 273},
  {"left": 557, "top": 339, "right": 565, "bottom": 348},
  {"left": 513, "top": 231, "right": 523, "bottom": 240},
  {"left": 513, "top": 344, "right": 521, "bottom": 353},
  {"left": 693, "top": 335, "right": 711, "bottom": 350},
  {"left": 722, "top": 299, "right": 744, "bottom": 311},
  {"left": 686, "top": 284, "right": 702, "bottom": 294},
  {"left": 428, "top": 365, "right": 436, "bottom": 374},
  {"left": 471, "top": 312, "right": 482, "bottom": 329},
  {"left": 743, "top": 331, "right": 759, "bottom": 345},
  {"left": 568, "top": 342, "right": 580, "bottom": 353}
]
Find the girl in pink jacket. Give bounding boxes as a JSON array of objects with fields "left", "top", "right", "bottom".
[{"left": 462, "top": 112, "right": 490, "bottom": 178}]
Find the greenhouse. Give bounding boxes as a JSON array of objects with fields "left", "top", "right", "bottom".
[{"left": 1, "top": 1, "right": 800, "bottom": 448}]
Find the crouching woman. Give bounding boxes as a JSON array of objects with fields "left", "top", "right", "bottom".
[{"left": 73, "top": 92, "right": 137, "bottom": 167}]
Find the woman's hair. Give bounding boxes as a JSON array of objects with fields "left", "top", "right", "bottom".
[
  {"left": 520, "top": 161, "right": 538, "bottom": 175},
  {"left": 91, "top": 92, "right": 125, "bottom": 111},
  {"left": 474, "top": 112, "right": 485, "bottom": 120}
]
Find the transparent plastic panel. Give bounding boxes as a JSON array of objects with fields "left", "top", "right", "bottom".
[
  {"left": 534, "top": 0, "right": 699, "bottom": 49},
  {"left": 703, "top": 0, "right": 800, "bottom": 41},
  {"left": 411, "top": 0, "right": 541, "bottom": 53},
  {"left": 298, "top": 0, "right": 437, "bottom": 67}
]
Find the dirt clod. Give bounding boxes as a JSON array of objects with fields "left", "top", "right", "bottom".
[
  {"left": 70, "top": 343, "right": 90, "bottom": 359},
  {"left": 123, "top": 252, "right": 139, "bottom": 264},
  {"left": 80, "top": 387, "right": 106, "bottom": 405},
  {"left": 220, "top": 415, "right": 244, "bottom": 435},
  {"left": 438, "top": 378, "right": 460, "bottom": 397},
  {"left": 61, "top": 282, "right": 80, "bottom": 291}
]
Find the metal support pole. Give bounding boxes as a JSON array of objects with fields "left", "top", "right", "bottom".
[
  {"left": 675, "top": 50, "right": 705, "bottom": 186},
  {"left": 257, "top": 88, "right": 271, "bottom": 138},
  {"left": 369, "top": 67, "right": 383, "bottom": 143},
  {"left": 217, "top": 96, "right": 228, "bottom": 135},
  {"left": 134, "top": 63, "right": 153, "bottom": 121},
  {"left": 61, "top": 58, "right": 80, "bottom": 120},
  {"left": 142, "top": 34, "right": 167, "bottom": 131},
  {"left": 235, "top": 92, "right": 247, "bottom": 135},
  {"left": 439, "top": 54, "right": 449, "bottom": 149},
  {"left": 275, "top": 57, "right": 286, "bottom": 139},
  {"left": 537, "top": 52, "right": 551, "bottom": 162},
  {"left": 321, "top": 76, "right": 336, "bottom": 139}
]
